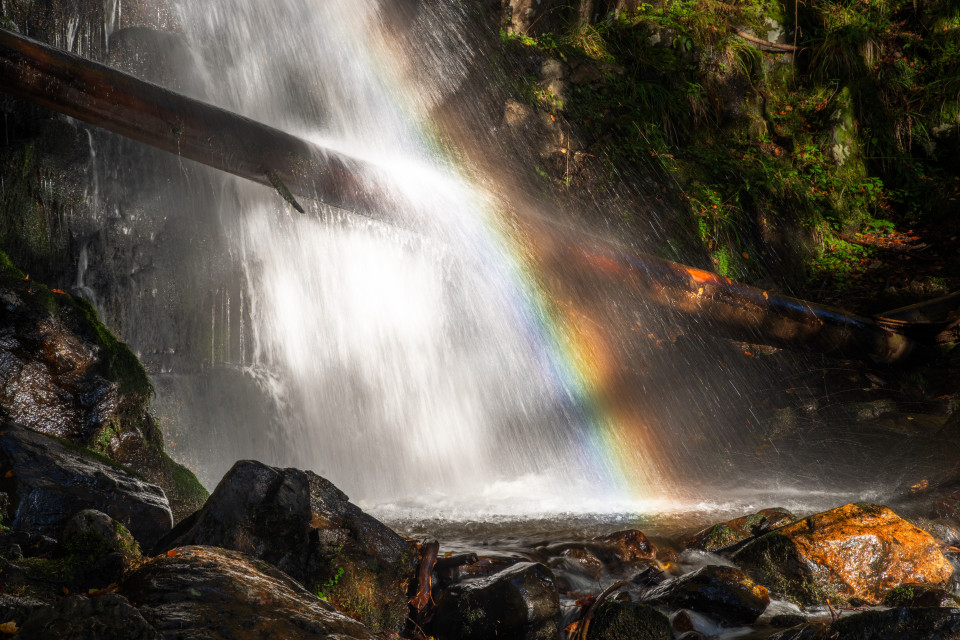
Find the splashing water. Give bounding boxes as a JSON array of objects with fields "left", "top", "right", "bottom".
[
  {"left": 101, "top": 0, "right": 927, "bottom": 523},
  {"left": 143, "top": 0, "right": 667, "bottom": 514}
]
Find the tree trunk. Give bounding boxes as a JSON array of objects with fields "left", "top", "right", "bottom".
[{"left": 578, "top": 0, "right": 596, "bottom": 28}]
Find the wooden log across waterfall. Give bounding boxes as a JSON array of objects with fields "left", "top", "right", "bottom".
[
  {"left": 0, "top": 27, "right": 383, "bottom": 216},
  {"left": 1, "top": 27, "right": 955, "bottom": 364}
]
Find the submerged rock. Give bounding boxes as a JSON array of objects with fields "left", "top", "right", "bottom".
[
  {"left": 830, "top": 607, "right": 960, "bottom": 640},
  {"left": 120, "top": 546, "right": 372, "bottom": 640},
  {"left": 0, "top": 422, "right": 172, "bottom": 547},
  {"left": 686, "top": 508, "right": 795, "bottom": 552},
  {"left": 430, "top": 561, "right": 560, "bottom": 640},
  {"left": 733, "top": 503, "right": 955, "bottom": 605},
  {"left": 586, "top": 600, "right": 672, "bottom": 640},
  {"left": 643, "top": 564, "right": 770, "bottom": 626},
  {"left": 153, "top": 460, "right": 415, "bottom": 634},
  {"left": 16, "top": 594, "right": 159, "bottom": 640}
]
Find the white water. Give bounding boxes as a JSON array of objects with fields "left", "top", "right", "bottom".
[{"left": 161, "top": 0, "right": 631, "bottom": 507}]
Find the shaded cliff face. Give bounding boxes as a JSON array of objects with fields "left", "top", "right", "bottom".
[{"left": 0, "top": 252, "right": 206, "bottom": 521}]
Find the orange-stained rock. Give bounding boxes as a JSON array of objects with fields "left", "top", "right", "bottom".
[{"left": 734, "top": 503, "right": 955, "bottom": 605}]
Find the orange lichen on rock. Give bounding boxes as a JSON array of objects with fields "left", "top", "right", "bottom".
[{"left": 735, "top": 503, "right": 954, "bottom": 605}]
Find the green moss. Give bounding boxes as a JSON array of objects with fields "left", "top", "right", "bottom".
[
  {"left": 883, "top": 584, "right": 916, "bottom": 607},
  {"left": 68, "top": 295, "right": 153, "bottom": 399},
  {"left": 734, "top": 532, "right": 838, "bottom": 605},
  {"left": 0, "top": 250, "right": 26, "bottom": 279},
  {"left": 49, "top": 433, "right": 147, "bottom": 481},
  {"left": 497, "top": 0, "right": 959, "bottom": 292},
  {"left": 167, "top": 457, "right": 209, "bottom": 508}
]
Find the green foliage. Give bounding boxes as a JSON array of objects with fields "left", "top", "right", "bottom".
[
  {"left": 497, "top": 0, "right": 959, "bottom": 290},
  {"left": 316, "top": 566, "right": 345, "bottom": 601}
]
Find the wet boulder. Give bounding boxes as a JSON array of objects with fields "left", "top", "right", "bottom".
[
  {"left": 120, "top": 546, "right": 372, "bottom": 640},
  {"left": 594, "top": 529, "right": 656, "bottom": 562},
  {"left": 883, "top": 583, "right": 960, "bottom": 608},
  {"left": 0, "top": 422, "right": 172, "bottom": 547},
  {"left": 642, "top": 564, "right": 770, "bottom": 626},
  {"left": 0, "top": 261, "right": 206, "bottom": 521},
  {"left": 16, "top": 594, "right": 159, "bottom": 640},
  {"left": 0, "top": 511, "right": 141, "bottom": 599},
  {"left": 154, "top": 460, "right": 415, "bottom": 634},
  {"left": 829, "top": 607, "right": 960, "bottom": 640},
  {"left": 58, "top": 509, "right": 143, "bottom": 587},
  {"left": 686, "top": 508, "right": 795, "bottom": 552},
  {"left": 430, "top": 561, "right": 560, "bottom": 640},
  {"left": 733, "top": 503, "right": 955, "bottom": 605},
  {"left": 585, "top": 600, "right": 671, "bottom": 640}
]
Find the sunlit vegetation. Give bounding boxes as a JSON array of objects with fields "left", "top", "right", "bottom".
[{"left": 499, "top": 0, "right": 960, "bottom": 297}]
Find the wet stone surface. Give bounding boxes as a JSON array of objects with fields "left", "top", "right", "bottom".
[
  {"left": 120, "top": 545, "right": 373, "bottom": 640},
  {"left": 642, "top": 564, "right": 771, "bottom": 626},
  {"left": 0, "top": 422, "right": 172, "bottom": 548},
  {"left": 733, "top": 503, "right": 954, "bottom": 605},
  {"left": 429, "top": 561, "right": 560, "bottom": 640},
  {"left": 153, "top": 459, "right": 415, "bottom": 634}
]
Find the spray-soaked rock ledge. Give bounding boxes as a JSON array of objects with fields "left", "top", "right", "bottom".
[{"left": 0, "top": 424, "right": 958, "bottom": 640}]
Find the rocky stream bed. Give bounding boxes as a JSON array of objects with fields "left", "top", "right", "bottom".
[{"left": 2, "top": 256, "right": 960, "bottom": 640}]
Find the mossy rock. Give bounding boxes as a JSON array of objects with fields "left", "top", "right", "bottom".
[
  {"left": 586, "top": 600, "right": 671, "bottom": 640},
  {"left": 733, "top": 504, "right": 954, "bottom": 605},
  {"left": 0, "top": 251, "right": 207, "bottom": 521},
  {"left": 830, "top": 607, "right": 960, "bottom": 640}
]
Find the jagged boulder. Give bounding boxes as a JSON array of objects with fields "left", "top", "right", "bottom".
[
  {"left": 120, "top": 546, "right": 372, "bottom": 640},
  {"left": 0, "top": 510, "right": 142, "bottom": 599},
  {"left": 733, "top": 503, "right": 955, "bottom": 605},
  {"left": 642, "top": 564, "right": 770, "bottom": 626},
  {"left": 430, "top": 561, "right": 560, "bottom": 640},
  {"left": 0, "top": 422, "right": 172, "bottom": 547},
  {"left": 153, "top": 460, "right": 415, "bottom": 634},
  {"left": 685, "top": 508, "right": 795, "bottom": 552},
  {"left": 0, "top": 255, "right": 206, "bottom": 521}
]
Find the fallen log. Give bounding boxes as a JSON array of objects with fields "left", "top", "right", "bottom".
[
  {"left": 0, "top": 27, "right": 952, "bottom": 364},
  {"left": 0, "top": 27, "right": 385, "bottom": 217},
  {"left": 563, "top": 241, "right": 950, "bottom": 363}
]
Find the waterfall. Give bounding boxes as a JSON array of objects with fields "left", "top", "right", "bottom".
[{"left": 137, "top": 0, "right": 656, "bottom": 512}]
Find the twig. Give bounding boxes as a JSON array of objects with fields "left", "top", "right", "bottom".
[
  {"left": 571, "top": 580, "right": 629, "bottom": 640},
  {"left": 732, "top": 28, "right": 801, "bottom": 52}
]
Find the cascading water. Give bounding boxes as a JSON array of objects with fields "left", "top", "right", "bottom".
[
  {"left": 72, "top": 0, "right": 928, "bottom": 522},
  {"left": 146, "top": 0, "right": 660, "bottom": 513}
]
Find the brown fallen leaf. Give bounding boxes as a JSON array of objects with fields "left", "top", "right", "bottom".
[{"left": 0, "top": 621, "right": 17, "bottom": 635}]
